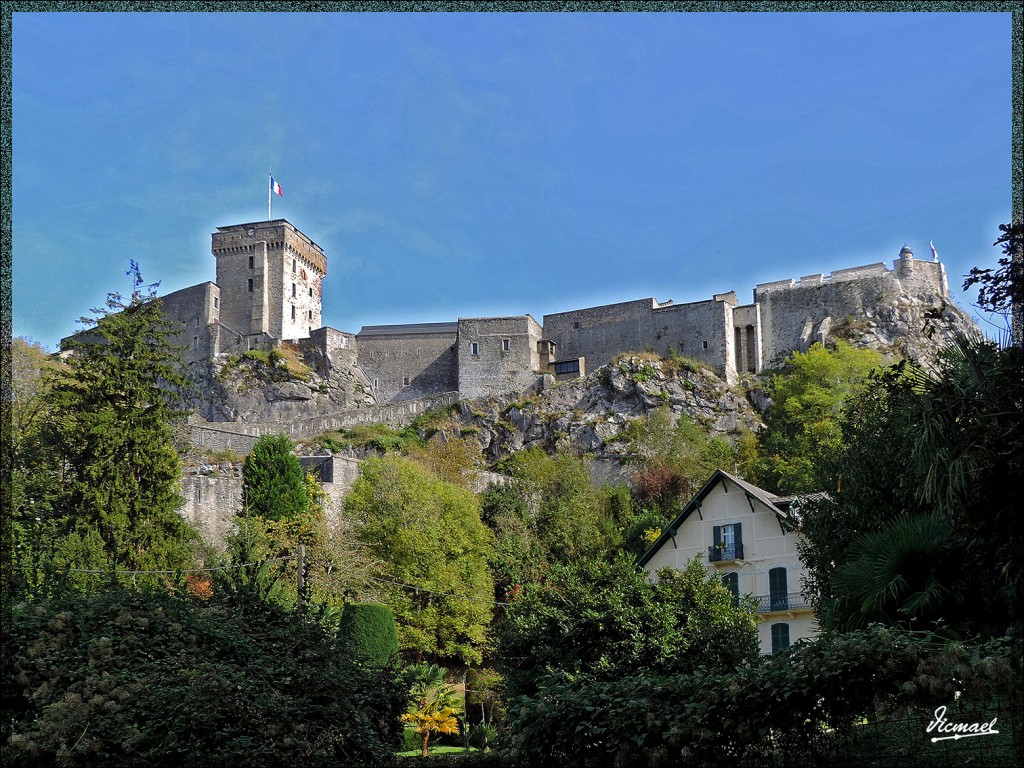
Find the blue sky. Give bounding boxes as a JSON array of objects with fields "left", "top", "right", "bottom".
[{"left": 12, "top": 10, "right": 1014, "bottom": 350}]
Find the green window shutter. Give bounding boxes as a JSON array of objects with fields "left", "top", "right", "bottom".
[
  {"left": 769, "top": 567, "right": 788, "bottom": 597},
  {"left": 713, "top": 525, "right": 722, "bottom": 547},
  {"left": 734, "top": 522, "right": 743, "bottom": 547},
  {"left": 771, "top": 622, "right": 790, "bottom": 653},
  {"left": 769, "top": 567, "right": 788, "bottom": 610}
]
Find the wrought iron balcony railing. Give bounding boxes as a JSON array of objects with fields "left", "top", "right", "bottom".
[
  {"left": 753, "top": 592, "right": 812, "bottom": 613},
  {"left": 708, "top": 543, "right": 744, "bottom": 562}
]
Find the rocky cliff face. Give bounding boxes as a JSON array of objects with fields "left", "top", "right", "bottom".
[
  {"left": 181, "top": 287, "right": 977, "bottom": 442},
  {"left": 449, "top": 355, "right": 764, "bottom": 465},
  {"left": 831, "top": 291, "right": 979, "bottom": 364},
  {"left": 187, "top": 351, "right": 376, "bottom": 423}
]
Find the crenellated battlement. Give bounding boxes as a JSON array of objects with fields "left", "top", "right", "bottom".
[{"left": 755, "top": 248, "right": 948, "bottom": 303}]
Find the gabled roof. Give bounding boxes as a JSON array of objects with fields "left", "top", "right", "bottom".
[{"left": 636, "top": 469, "right": 793, "bottom": 568}]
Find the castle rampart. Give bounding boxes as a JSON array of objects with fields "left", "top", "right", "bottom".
[
  {"left": 753, "top": 250, "right": 950, "bottom": 367},
  {"left": 356, "top": 322, "right": 459, "bottom": 402},
  {"left": 62, "top": 218, "right": 966, "bottom": 416},
  {"left": 543, "top": 295, "right": 737, "bottom": 381},
  {"left": 186, "top": 391, "right": 462, "bottom": 453},
  {"left": 457, "top": 315, "right": 543, "bottom": 400}
]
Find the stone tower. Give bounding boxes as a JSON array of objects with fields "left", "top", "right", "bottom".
[{"left": 211, "top": 220, "right": 326, "bottom": 345}]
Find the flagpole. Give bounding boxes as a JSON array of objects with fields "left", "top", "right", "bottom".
[{"left": 268, "top": 168, "right": 272, "bottom": 221}]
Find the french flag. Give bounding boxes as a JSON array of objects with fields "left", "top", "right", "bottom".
[{"left": 271, "top": 177, "right": 283, "bottom": 197}]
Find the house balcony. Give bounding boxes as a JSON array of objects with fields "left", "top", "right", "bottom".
[
  {"left": 708, "top": 543, "right": 744, "bottom": 562},
  {"left": 753, "top": 592, "right": 812, "bottom": 613}
]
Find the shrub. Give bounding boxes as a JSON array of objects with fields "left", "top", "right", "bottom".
[
  {"left": 4, "top": 586, "right": 406, "bottom": 766},
  {"left": 271, "top": 342, "right": 312, "bottom": 381},
  {"left": 243, "top": 348, "right": 271, "bottom": 365},
  {"left": 502, "top": 627, "right": 1021, "bottom": 768},
  {"left": 337, "top": 602, "right": 400, "bottom": 667},
  {"left": 243, "top": 433, "right": 307, "bottom": 521},
  {"left": 497, "top": 556, "right": 758, "bottom": 700}
]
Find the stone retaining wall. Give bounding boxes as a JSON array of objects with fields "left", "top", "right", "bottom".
[{"left": 187, "top": 392, "right": 461, "bottom": 453}]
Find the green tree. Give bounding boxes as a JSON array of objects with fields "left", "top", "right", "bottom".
[
  {"left": 753, "top": 340, "right": 884, "bottom": 494},
  {"left": 497, "top": 555, "right": 758, "bottom": 699},
  {"left": 228, "top": 473, "right": 374, "bottom": 626},
  {"left": 829, "top": 513, "right": 970, "bottom": 633},
  {"left": 483, "top": 446, "right": 625, "bottom": 599},
  {"left": 619, "top": 408, "right": 736, "bottom": 515},
  {"left": 17, "top": 263, "right": 198, "bottom": 591},
  {"left": 345, "top": 455, "right": 495, "bottom": 665},
  {"left": 402, "top": 664, "right": 461, "bottom": 757},
  {"left": 963, "top": 222, "right": 1023, "bottom": 343},
  {"left": 242, "top": 433, "right": 308, "bottom": 521},
  {"left": 802, "top": 333, "right": 1023, "bottom": 634},
  {"left": 9, "top": 339, "right": 67, "bottom": 598}
]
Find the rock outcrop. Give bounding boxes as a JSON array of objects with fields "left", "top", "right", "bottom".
[
  {"left": 187, "top": 350, "right": 376, "bottom": 423},
  {"left": 448, "top": 355, "right": 764, "bottom": 465}
]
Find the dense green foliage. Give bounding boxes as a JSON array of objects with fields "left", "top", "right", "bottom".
[
  {"left": 3, "top": 587, "right": 406, "bottom": 766},
  {"left": 10, "top": 264, "right": 198, "bottom": 596},
  {"left": 243, "top": 433, "right": 308, "bottom": 521},
  {"left": 801, "top": 335, "right": 1023, "bottom": 634},
  {"left": 497, "top": 556, "right": 758, "bottom": 699},
  {"left": 228, "top": 472, "right": 373, "bottom": 627},
  {"left": 337, "top": 602, "right": 400, "bottom": 667},
  {"left": 621, "top": 507, "right": 672, "bottom": 559},
  {"left": 503, "top": 627, "right": 1020, "bottom": 768},
  {"left": 753, "top": 340, "right": 884, "bottom": 494},
  {"left": 483, "top": 448, "right": 630, "bottom": 599},
  {"left": 619, "top": 408, "right": 736, "bottom": 515},
  {"left": 345, "top": 455, "right": 495, "bottom": 664}
]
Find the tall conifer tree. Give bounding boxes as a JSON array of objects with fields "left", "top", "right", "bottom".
[{"left": 44, "top": 262, "right": 197, "bottom": 585}]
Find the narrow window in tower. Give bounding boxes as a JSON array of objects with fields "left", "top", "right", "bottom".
[
  {"left": 403, "top": 376, "right": 410, "bottom": 386},
  {"left": 471, "top": 342, "right": 479, "bottom": 356},
  {"left": 194, "top": 317, "right": 200, "bottom": 327},
  {"left": 247, "top": 278, "right": 253, "bottom": 292},
  {"left": 214, "top": 297, "right": 219, "bottom": 309},
  {"left": 502, "top": 338, "right": 511, "bottom": 352},
  {"left": 192, "top": 336, "right": 199, "bottom": 349},
  {"left": 291, "top": 305, "right": 296, "bottom": 320},
  {"left": 702, "top": 340, "right": 709, "bottom": 350},
  {"left": 249, "top": 255, "right": 254, "bottom": 269},
  {"left": 292, "top": 259, "right": 297, "bottom": 273},
  {"left": 308, "top": 310, "right": 312, "bottom": 320},
  {"left": 309, "top": 287, "right": 313, "bottom": 297},
  {"left": 292, "top": 283, "right": 297, "bottom": 297}
]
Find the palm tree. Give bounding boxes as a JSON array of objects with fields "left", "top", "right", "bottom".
[
  {"left": 831, "top": 513, "right": 968, "bottom": 634},
  {"left": 403, "top": 664, "right": 461, "bottom": 756}
]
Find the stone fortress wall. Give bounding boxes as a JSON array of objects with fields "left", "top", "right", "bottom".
[
  {"left": 753, "top": 248, "right": 949, "bottom": 368},
  {"left": 356, "top": 322, "right": 459, "bottom": 403},
  {"left": 57, "top": 220, "right": 960, "bottom": 547},
  {"left": 335, "top": 244, "right": 951, "bottom": 401},
  {"left": 62, "top": 218, "right": 956, "bottom": 413}
]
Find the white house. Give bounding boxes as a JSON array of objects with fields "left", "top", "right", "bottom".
[{"left": 638, "top": 469, "right": 818, "bottom": 654}]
